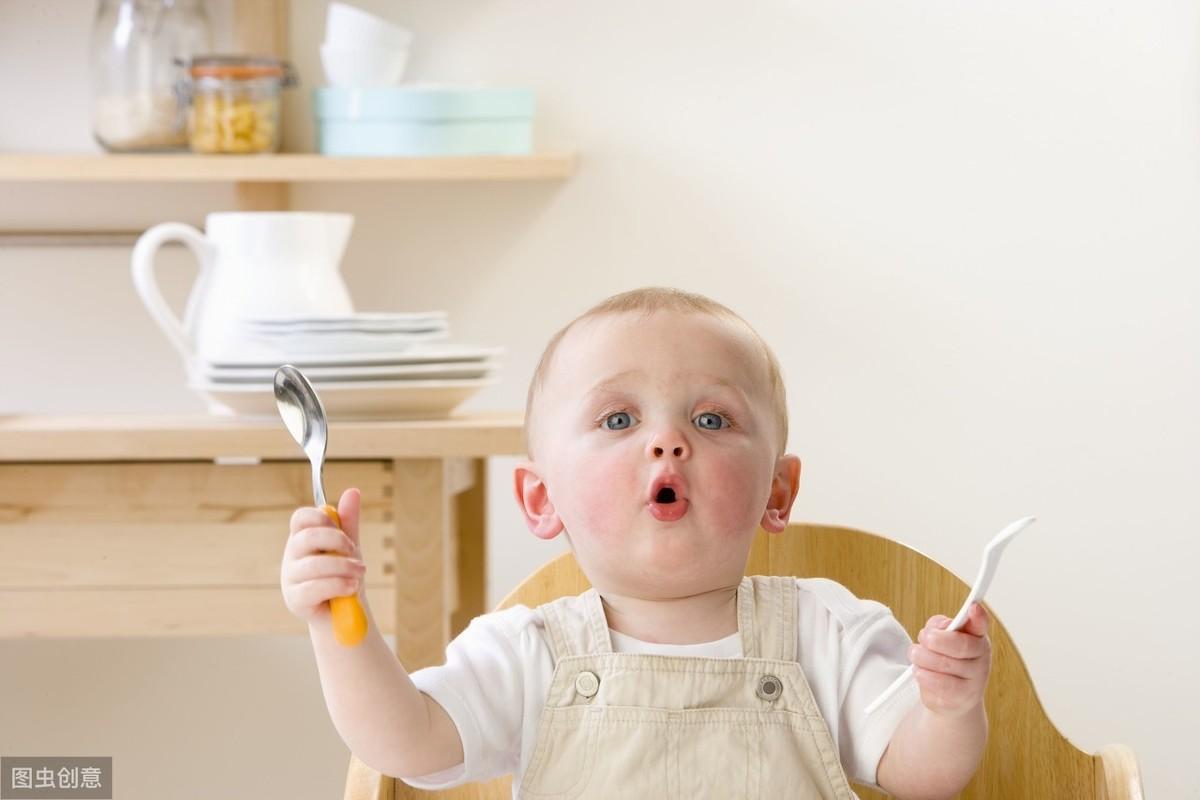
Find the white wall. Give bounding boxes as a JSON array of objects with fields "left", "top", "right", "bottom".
[{"left": 2, "top": 1, "right": 1195, "bottom": 797}]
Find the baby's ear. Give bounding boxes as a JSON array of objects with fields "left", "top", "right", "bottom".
[
  {"left": 760, "top": 454, "right": 801, "bottom": 534},
  {"left": 513, "top": 462, "right": 565, "bottom": 540}
]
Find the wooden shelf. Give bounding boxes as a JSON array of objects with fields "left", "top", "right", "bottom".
[
  {"left": 0, "top": 151, "right": 578, "bottom": 233},
  {"left": 0, "top": 152, "right": 576, "bottom": 183}
]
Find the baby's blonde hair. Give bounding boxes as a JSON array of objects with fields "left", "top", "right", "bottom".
[{"left": 523, "top": 287, "right": 789, "bottom": 461}]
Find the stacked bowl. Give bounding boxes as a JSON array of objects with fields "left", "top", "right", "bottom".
[{"left": 321, "top": 2, "right": 414, "bottom": 87}]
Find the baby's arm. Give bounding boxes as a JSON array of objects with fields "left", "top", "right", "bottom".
[
  {"left": 283, "top": 488, "right": 464, "bottom": 778},
  {"left": 875, "top": 604, "right": 991, "bottom": 800},
  {"left": 308, "top": 608, "right": 463, "bottom": 777}
]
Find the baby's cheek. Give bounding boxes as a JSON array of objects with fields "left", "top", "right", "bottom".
[
  {"left": 708, "top": 461, "right": 771, "bottom": 531},
  {"left": 570, "top": 454, "right": 639, "bottom": 532}
]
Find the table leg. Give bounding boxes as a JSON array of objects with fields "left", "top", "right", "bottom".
[
  {"left": 390, "top": 458, "right": 452, "bottom": 671},
  {"left": 451, "top": 458, "right": 487, "bottom": 637}
]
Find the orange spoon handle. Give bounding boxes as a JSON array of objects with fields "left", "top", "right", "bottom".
[{"left": 320, "top": 503, "right": 368, "bottom": 647}]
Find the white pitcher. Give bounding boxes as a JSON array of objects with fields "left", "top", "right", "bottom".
[{"left": 132, "top": 212, "right": 355, "bottom": 363}]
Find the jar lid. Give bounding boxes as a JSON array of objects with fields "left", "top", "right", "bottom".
[{"left": 187, "top": 55, "right": 296, "bottom": 84}]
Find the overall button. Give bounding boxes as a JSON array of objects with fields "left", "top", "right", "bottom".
[
  {"left": 756, "top": 674, "right": 783, "bottom": 702},
  {"left": 575, "top": 670, "right": 600, "bottom": 698}
]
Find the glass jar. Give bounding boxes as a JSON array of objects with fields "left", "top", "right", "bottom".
[
  {"left": 89, "top": 0, "right": 212, "bottom": 152},
  {"left": 185, "top": 56, "right": 297, "bottom": 154}
]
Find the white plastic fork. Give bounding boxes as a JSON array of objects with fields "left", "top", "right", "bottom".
[{"left": 863, "top": 515, "right": 1037, "bottom": 716}]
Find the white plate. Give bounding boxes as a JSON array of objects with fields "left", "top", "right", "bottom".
[
  {"left": 248, "top": 323, "right": 447, "bottom": 333},
  {"left": 244, "top": 319, "right": 448, "bottom": 333},
  {"left": 246, "top": 311, "right": 448, "bottom": 325},
  {"left": 250, "top": 329, "right": 450, "bottom": 355},
  {"left": 198, "top": 360, "right": 499, "bottom": 383},
  {"left": 191, "top": 377, "right": 499, "bottom": 419},
  {"left": 202, "top": 344, "right": 505, "bottom": 369}
]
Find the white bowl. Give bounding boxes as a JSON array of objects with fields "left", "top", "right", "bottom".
[
  {"left": 325, "top": 2, "right": 414, "bottom": 50},
  {"left": 321, "top": 42, "right": 409, "bottom": 87}
]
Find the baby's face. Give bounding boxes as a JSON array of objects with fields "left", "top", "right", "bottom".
[{"left": 515, "top": 311, "right": 800, "bottom": 599}]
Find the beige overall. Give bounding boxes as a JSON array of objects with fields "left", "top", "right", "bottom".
[{"left": 516, "top": 575, "right": 860, "bottom": 799}]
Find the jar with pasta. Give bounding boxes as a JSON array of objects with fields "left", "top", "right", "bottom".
[{"left": 184, "top": 55, "right": 296, "bottom": 154}]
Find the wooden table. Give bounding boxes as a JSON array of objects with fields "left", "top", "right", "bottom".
[{"left": 0, "top": 413, "right": 525, "bottom": 671}]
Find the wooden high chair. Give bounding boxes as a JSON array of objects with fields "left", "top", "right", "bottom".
[{"left": 344, "top": 523, "right": 1145, "bottom": 800}]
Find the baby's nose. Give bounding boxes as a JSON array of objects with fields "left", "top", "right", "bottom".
[{"left": 647, "top": 432, "right": 689, "bottom": 459}]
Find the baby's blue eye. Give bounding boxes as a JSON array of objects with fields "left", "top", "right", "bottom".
[
  {"left": 600, "top": 411, "right": 730, "bottom": 431},
  {"left": 602, "top": 411, "right": 634, "bottom": 430}
]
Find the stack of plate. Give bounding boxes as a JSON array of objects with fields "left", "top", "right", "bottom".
[
  {"left": 241, "top": 311, "right": 450, "bottom": 355},
  {"left": 187, "top": 312, "right": 502, "bottom": 419}
]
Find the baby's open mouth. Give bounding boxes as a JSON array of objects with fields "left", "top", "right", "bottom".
[
  {"left": 647, "top": 481, "right": 689, "bottom": 522},
  {"left": 646, "top": 474, "right": 687, "bottom": 521}
]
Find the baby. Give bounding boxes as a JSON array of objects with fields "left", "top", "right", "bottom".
[{"left": 282, "top": 287, "right": 991, "bottom": 799}]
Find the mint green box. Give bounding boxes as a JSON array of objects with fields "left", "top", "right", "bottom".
[{"left": 313, "top": 86, "right": 535, "bottom": 156}]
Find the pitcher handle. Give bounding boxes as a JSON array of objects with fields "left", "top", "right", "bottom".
[{"left": 131, "top": 222, "right": 216, "bottom": 366}]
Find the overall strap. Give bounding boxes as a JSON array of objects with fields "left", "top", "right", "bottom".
[
  {"left": 739, "top": 575, "right": 797, "bottom": 660},
  {"left": 539, "top": 588, "right": 614, "bottom": 661}
]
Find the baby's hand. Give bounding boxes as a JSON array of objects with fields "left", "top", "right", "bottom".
[
  {"left": 281, "top": 488, "right": 366, "bottom": 626},
  {"left": 909, "top": 603, "right": 991, "bottom": 717}
]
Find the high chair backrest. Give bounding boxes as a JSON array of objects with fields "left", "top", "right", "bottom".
[{"left": 345, "top": 523, "right": 1145, "bottom": 800}]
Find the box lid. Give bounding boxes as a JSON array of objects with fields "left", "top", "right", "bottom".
[{"left": 313, "top": 86, "right": 536, "bottom": 121}]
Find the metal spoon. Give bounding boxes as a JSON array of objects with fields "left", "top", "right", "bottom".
[
  {"left": 274, "top": 364, "right": 368, "bottom": 647},
  {"left": 864, "top": 515, "right": 1037, "bottom": 716}
]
